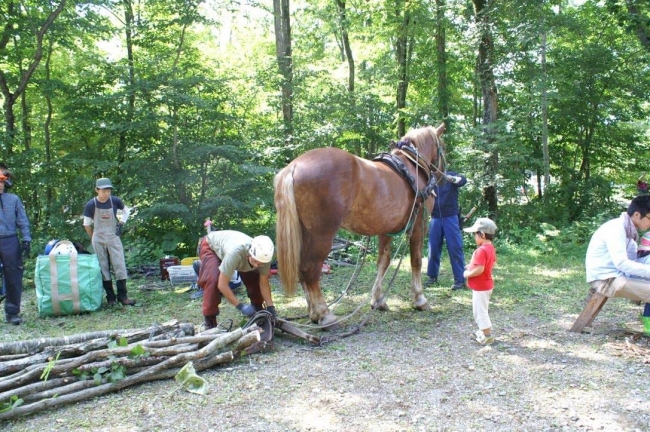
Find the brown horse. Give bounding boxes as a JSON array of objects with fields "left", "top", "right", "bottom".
[{"left": 274, "top": 124, "right": 447, "bottom": 328}]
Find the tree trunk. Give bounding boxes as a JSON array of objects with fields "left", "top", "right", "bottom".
[
  {"left": 435, "top": 0, "right": 450, "bottom": 135},
  {"left": 541, "top": 29, "right": 550, "bottom": 197},
  {"left": 171, "top": 21, "right": 191, "bottom": 206},
  {"left": 273, "top": 0, "right": 293, "bottom": 140},
  {"left": 336, "top": 0, "right": 355, "bottom": 94},
  {"left": 395, "top": 0, "right": 413, "bottom": 138},
  {"left": 117, "top": 0, "right": 136, "bottom": 184},
  {"left": 44, "top": 37, "right": 54, "bottom": 227},
  {"left": 473, "top": 0, "right": 498, "bottom": 219},
  {"left": 626, "top": 1, "right": 650, "bottom": 51}
]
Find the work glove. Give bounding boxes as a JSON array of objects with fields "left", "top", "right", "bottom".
[
  {"left": 21, "top": 241, "right": 30, "bottom": 259},
  {"left": 445, "top": 175, "right": 462, "bottom": 184},
  {"left": 115, "top": 223, "right": 124, "bottom": 237},
  {"left": 266, "top": 305, "right": 277, "bottom": 318},
  {"left": 236, "top": 303, "right": 256, "bottom": 318}
]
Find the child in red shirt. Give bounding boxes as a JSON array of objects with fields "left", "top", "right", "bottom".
[{"left": 463, "top": 218, "right": 498, "bottom": 345}]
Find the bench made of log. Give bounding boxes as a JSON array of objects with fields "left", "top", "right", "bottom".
[{"left": 570, "top": 291, "right": 608, "bottom": 333}]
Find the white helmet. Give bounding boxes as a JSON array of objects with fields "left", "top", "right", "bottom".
[
  {"left": 50, "top": 241, "right": 76, "bottom": 256},
  {"left": 249, "top": 235, "right": 274, "bottom": 263}
]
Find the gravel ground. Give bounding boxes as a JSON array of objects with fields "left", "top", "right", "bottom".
[{"left": 4, "top": 286, "right": 650, "bottom": 432}]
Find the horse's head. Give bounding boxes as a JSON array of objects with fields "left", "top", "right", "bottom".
[{"left": 402, "top": 123, "right": 447, "bottom": 182}]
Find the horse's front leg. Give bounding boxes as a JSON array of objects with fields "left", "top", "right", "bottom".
[
  {"left": 409, "top": 218, "right": 430, "bottom": 311},
  {"left": 370, "top": 235, "right": 392, "bottom": 311}
]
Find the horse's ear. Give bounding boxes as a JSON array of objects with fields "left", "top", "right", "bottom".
[{"left": 436, "top": 123, "right": 446, "bottom": 136}]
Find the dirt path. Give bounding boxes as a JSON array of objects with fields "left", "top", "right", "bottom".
[{"left": 5, "top": 293, "right": 650, "bottom": 432}]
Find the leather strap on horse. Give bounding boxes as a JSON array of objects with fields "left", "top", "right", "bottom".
[
  {"left": 393, "top": 140, "right": 434, "bottom": 178},
  {"left": 372, "top": 152, "right": 437, "bottom": 202}
]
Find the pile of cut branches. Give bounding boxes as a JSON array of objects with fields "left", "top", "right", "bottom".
[{"left": 0, "top": 319, "right": 268, "bottom": 420}]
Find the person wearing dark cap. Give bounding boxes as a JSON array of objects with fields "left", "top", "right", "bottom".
[
  {"left": 82, "top": 178, "right": 136, "bottom": 306},
  {"left": 0, "top": 163, "right": 31, "bottom": 324}
]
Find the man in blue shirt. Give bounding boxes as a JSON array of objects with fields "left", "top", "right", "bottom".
[
  {"left": 427, "top": 171, "right": 467, "bottom": 290},
  {"left": 0, "top": 164, "right": 31, "bottom": 324}
]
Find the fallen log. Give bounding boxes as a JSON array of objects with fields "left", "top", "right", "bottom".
[
  {"left": 0, "top": 377, "right": 75, "bottom": 404},
  {"left": 0, "top": 325, "right": 261, "bottom": 420},
  {"left": 0, "top": 320, "right": 192, "bottom": 356},
  {"left": 22, "top": 380, "right": 96, "bottom": 403},
  {"left": 0, "top": 342, "right": 200, "bottom": 392}
]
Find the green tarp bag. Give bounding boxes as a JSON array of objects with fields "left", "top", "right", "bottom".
[{"left": 34, "top": 241, "right": 103, "bottom": 316}]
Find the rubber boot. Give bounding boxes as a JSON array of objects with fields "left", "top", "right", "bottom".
[
  {"left": 642, "top": 316, "right": 650, "bottom": 335},
  {"left": 5, "top": 313, "right": 22, "bottom": 325},
  {"left": 204, "top": 315, "right": 217, "bottom": 330},
  {"left": 116, "top": 279, "right": 136, "bottom": 306},
  {"left": 103, "top": 280, "right": 117, "bottom": 305}
]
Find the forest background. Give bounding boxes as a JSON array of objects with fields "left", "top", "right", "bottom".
[{"left": 1, "top": 0, "right": 649, "bottom": 265}]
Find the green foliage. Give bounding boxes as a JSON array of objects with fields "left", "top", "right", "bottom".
[
  {"left": 0, "top": 395, "right": 24, "bottom": 413},
  {"left": 107, "top": 337, "right": 129, "bottom": 349},
  {"left": 0, "top": 0, "right": 649, "bottom": 268},
  {"left": 129, "top": 344, "right": 150, "bottom": 359},
  {"left": 71, "top": 336, "right": 132, "bottom": 384},
  {"left": 72, "top": 360, "right": 127, "bottom": 385},
  {"left": 40, "top": 351, "right": 62, "bottom": 382}
]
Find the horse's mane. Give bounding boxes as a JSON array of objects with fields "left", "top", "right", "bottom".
[{"left": 402, "top": 126, "right": 446, "bottom": 153}]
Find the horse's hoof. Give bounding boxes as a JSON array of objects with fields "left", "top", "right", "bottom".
[
  {"left": 414, "top": 302, "right": 430, "bottom": 311},
  {"left": 371, "top": 302, "right": 390, "bottom": 311},
  {"left": 319, "top": 314, "right": 339, "bottom": 331}
]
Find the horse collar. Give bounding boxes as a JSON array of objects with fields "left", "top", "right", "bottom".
[
  {"left": 372, "top": 153, "right": 436, "bottom": 203},
  {"left": 392, "top": 139, "right": 435, "bottom": 176}
]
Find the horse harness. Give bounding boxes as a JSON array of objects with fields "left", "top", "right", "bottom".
[{"left": 372, "top": 139, "right": 442, "bottom": 236}]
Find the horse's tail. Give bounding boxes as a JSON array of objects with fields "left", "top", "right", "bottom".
[{"left": 274, "top": 165, "right": 300, "bottom": 297}]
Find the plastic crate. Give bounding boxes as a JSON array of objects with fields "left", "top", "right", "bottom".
[{"left": 167, "top": 265, "right": 198, "bottom": 286}]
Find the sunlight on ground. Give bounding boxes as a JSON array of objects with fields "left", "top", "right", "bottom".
[
  {"left": 279, "top": 389, "right": 362, "bottom": 431},
  {"left": 516, "top": 336, "right": 620, "bottom": 375},
  {"left": 531, "top": 266, "right": 581, "bottom": 278}
]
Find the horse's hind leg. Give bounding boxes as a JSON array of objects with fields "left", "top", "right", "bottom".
[
  {"left": 302, "top": 279, "right": 338, "bottom": 329},
  {"left": 300, "top": 234, "right": 339, "bottom": 329},
  {"left": 370, "top": 235, "right": 392, "bottom": 311}
]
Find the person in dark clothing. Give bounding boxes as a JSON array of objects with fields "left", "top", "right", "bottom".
[
  {"left": 0, "top": 163, "right": 31, "bottom": 325},
  {"left": 427, "top": 170, "right": 467, "bottom": 290}
]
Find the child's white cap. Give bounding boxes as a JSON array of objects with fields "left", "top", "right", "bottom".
[{"left": 463, "top": 217, "right": 497, "bottom": 235}]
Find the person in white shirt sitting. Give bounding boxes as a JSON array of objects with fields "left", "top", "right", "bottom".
[{"left": 585, "top": 195, "right": 650, "bottom": 333}]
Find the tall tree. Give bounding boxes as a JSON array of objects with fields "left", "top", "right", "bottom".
[
  {"left": 273, "top": 0, "right": 293, "bottom": 139},
  {"left": 0, "top": 0, "right": 66, "bottom": 157},
  {"left": 394, "top": 0, "right": 414, "bottom": 138},
  {"left": 472, "top": 0, "right": 499, "bottom": 219},
  {"left": 607, "top": 0, "right": 650, "bottom": 51},
  {"left": 335, "top": 0, "right": 355, "bottom": 93},
  {"left": 435, "top": 0, "right": 449, "bottom": 132}
]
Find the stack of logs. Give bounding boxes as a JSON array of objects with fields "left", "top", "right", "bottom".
[{"left": 0, "top": 320, "right": 266, "bottom": 420}]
